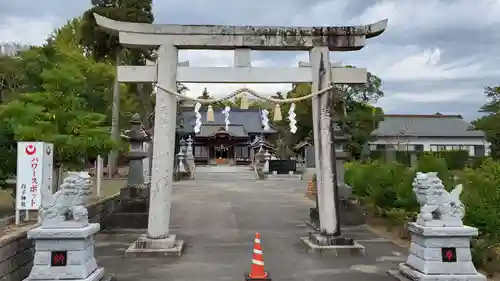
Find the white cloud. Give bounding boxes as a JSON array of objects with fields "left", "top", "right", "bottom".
[
  {"left": 353, "top": 0, "right": 500, "bottom": 30},
  {"left": 0, "top": 0, "right": 497, "bottom": 118},
  {"left": 377, "top": 48, "right": 494, "bottom": 81},
  {"left": 0, "top": 16, "right": 56, "bottom": 45},
  {"left": 178, "top": 50, "right": 294, "bottom": 98},
  {"left": 388, "top": 90, "right": 470, "bottom": 103}
]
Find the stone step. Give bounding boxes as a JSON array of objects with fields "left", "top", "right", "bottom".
[
  {"left": 194, "top": 167, "right": 253, "bottom": 173},
  {"left": 267, "top": 174, "right": 303, "bottom": 181},
  {"left": 194, "top": 172, "right": 256, "bottom": 180}
]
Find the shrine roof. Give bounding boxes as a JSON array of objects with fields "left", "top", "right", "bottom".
[
  {"left": 177, "top": 108, "right": 278, "bottom": 135},
  {"left": 293, "top": 141, "right": 312, "bottom": 150},
  {"left": 198, "top": 124, "right": 247, "bottom": 137},
  {"left": 373, "top": 114, "right": 485, "bottom": 138}
]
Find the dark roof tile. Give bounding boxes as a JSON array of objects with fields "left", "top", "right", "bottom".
[
  {"left": 374, "top": 114, "right": 484, "bottom": 138},
  {"left": 177, "top": 108, "right": 278, "bottom": 134}
]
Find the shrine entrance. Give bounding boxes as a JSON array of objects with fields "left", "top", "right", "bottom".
[
  {"left": 213, "top": 144, "right": 230, "bottom": 164},
  {"left": 211, "top": 130, "right": 234, "bottom": 164},
  {"left": 94, "top": 13, "right": 387, "bottom": 253}
]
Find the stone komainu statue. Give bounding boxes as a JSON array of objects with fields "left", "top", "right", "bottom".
[
  {"left": 412, "top": 172, "right": 465, "bottom": 227},
  {"left": 39, "top": 172, "right": 92, "bottom": 228}
]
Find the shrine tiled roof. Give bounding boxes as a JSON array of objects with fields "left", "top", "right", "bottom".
[
  {"left": 177, "top": 108, "right": 278, "bottom": 135},
  {"left": 373, "top": 114, "right": 485, "bottom": 138},
  {"left": 198, "top": 124, "right": 247, "bottom": 137}
]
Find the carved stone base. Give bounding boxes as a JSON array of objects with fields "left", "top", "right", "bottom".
[
  {"left": 119, "top": 185, "right": 149, "bottom": 201},
  {"left": 388, "top": 263, "right": 486, "bottom": 281},
  {"left": 105, "top": 213, "right": 148, "bottom": 229},
  {"left": 24, "top": 267, "right": 106, "bottom": 281},
  {"left": 25, "top": 223, "right": 105, "bottom": 281},
  {"left": 300, "top": 232, "right": 365, "bottom": 256},
  {"left": 42, "top": 220, "right": 89, "bottom": 229},
  {"left": 415, "top": 218, "right": 463, "bottom": 227},
  {"left": 308, "top": 201, "right": 365, "bottom": 228},
  {"left": 125, "top": 234, "right": 184, "bottom": 257},
  {"left": 389, "top": 223, "right": 485, "bottom": 281},
  {"left": 106, "top": 185, "right": 149, "bottom": 230}
]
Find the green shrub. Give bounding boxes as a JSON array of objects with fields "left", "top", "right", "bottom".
[
  {"left": 416, "top": 153, "right": 453, "bottom": 190},
  {"left": 395, "top": 151, "right": 412, "bottom": 167},
  {"left": 468, "top": 156, "right": 489, "bottom": 169},
  {"left": 429, "top": 150, "right": 470, "bottom": 170},
  {"left": 346, "top": 157, "right": 500, "bottom": 274},
  {"left": 369, "top": 150, "right": 384, "bottom": 161},
  {"left": 459, "top": 159, "right": 500, "bottom": 239},
  {"left": 345, "top": 160, "right": 416, "bottom": 212}
]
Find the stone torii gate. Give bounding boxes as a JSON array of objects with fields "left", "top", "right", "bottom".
[{"left": 94, "top": 14, "right": 387, "bottom": 255}]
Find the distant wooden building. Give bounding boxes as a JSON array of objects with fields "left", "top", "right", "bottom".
[{"left": 176, "top": 104, "right": 278, "bottom": 165}]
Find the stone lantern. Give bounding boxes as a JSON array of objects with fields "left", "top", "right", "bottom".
[
  {"left": 263, "top": 149, "right": 271, "bottom": 173},
  {"left": 177, "top": 138, "right": 186, "bottom": 166},
  {"left": 123, "top": 113, "right": 150, "bottom": 189},
  {"left": 184, "top": 135, "right": 195, "bottom": 179},
  {"left": 107, "top": 113, "right": 150, "bottom": 229},
  {"left": 332, "top": 117, "right": 352, "bottom": 200}
]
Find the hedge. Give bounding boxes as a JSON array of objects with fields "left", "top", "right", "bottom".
[
  {"left": 369, "top": 149, "right": 473, "bottom": 170},
  {"left": 345, "top": 155, "right": 500, "bottom": 275}
]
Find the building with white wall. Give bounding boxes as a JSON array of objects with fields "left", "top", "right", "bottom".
[
  {"left": 0, "top": 42, "right": 29, "bottom": 57},
  {"left": 370, "top": 114, "right": 489, "bottom": 156}
]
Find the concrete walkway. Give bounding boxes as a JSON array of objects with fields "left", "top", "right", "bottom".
[{"left": 95, "top": 179, "right": 405, "bottom": 281}]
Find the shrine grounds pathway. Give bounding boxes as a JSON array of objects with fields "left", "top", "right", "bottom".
[{"left": 94, "top": 178, "right": 406, "bottom": 281}]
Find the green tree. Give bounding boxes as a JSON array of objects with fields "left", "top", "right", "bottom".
[
  {"left": 275, "top": 68, "right": 385, "bottom": 159},
  {"left": 0, "top": 92, "right": 116, "bottom": 167},
  {"left": 80, "top": 0, "right": 154, "bottom": 174},
  {"left": 472, "top": 86, "right": 500, "bottom": 159},
  {"left": 0, "top": 55, "right": 23, "bottom": 103},
  {"left": 0, "top": 122, "right": 16, "bottom": 188},
  {"left": 334, "top": 69, "right": 385, "bottom": 159},
  {"left": 0, "top": 20, "right": 135, "bottom": 184}
]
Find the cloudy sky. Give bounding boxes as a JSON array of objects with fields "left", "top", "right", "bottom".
[{"left": 1, "top": 0, "right": 498, "bottom": 120}]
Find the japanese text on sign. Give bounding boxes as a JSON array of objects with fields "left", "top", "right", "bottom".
[
  {"left": 16, "top": 142, "right": 50, "bottom": 210},
  {"left": 30, "top": 157, "right": 39, "bottom": 209}
]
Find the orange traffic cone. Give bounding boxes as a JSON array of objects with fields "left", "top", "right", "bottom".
[{"left": 245, "top": 233, "right": 271, "bottom": 281}]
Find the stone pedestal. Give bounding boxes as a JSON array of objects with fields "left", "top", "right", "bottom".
[
  {"left": 25, "top": 223, "right": 109, "bottom": 281},
  {"left": 124, "top": 234, "right": 184, "bottom": 257},
  {"left": 308, "top": 199, "right": 366, "bottom": 228},
  {"left": 106, "top": 186, "right": 149, "bottom": 229},
  {"left": 389, "top": 223, "right": 486, "bottom": 281},
  {"left": 300, "top": 232, "right": 365, "bottom": 256}
]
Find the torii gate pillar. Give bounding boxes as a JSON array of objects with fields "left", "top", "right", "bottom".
[{"left": 94, "top": 13, "right": 387, "bottom": 257}]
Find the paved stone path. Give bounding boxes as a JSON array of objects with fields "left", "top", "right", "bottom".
[{"left": 95, "top": 179, "right": 406, "bottom": 281}]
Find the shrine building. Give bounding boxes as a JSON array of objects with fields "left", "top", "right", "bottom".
[{"left": 175, "top": 102, "right": 277, "bottom": 165}]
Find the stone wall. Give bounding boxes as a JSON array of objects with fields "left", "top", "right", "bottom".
[{"left": 0, "top": 194, "right": 119, "bottom": 281}]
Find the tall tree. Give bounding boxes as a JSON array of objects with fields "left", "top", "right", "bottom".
[
  {"left": 472, "top": 86, "right": 500, "bottom": 159},
  {"left": 0, "top": 55, "right": 22, "bottom": 102},
  {"left": 1, "top": 91, "right": 115, "bottom": 167},
  {"left": 80, "top": 0, "right": 154, "bottom": 175},
  {"left": 336, "top": 69, "right": 385, "bottom": 158},
  {"left": 275, "top": 68, "right": 385, "bottom": 159}
]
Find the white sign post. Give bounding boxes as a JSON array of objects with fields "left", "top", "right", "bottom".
[{"left": 15, "top": 142, "right": 54, "bottom": 225}]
